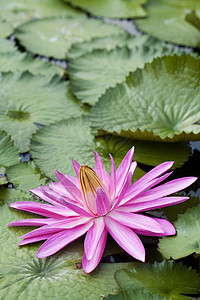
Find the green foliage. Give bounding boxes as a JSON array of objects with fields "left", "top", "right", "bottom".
[
  {"left": 0, "top": 131, "right": 20, "bottom": 171},
  {"left": 0, "top": 19, "right": 13, "bottom": 38},
  {"left": 159, "top": 206, "right": 200, "bottom": 259},
  {"left": 91, "top": 55, "right": 200, "bottom": 142},
  {"left": 135, "top": 0, "right": 200, "bottom": 47}
]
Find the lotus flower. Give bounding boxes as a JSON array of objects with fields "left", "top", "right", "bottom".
[{"left": 8, "top": 147, "right": 196, "bottom": 273}]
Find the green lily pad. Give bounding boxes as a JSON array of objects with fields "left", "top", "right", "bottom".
[
  {"left": 0, "top": 19, "right": 13, "bottom": 38},
  {"left": 0, "top": 131, "right": 20, "bottom": 171},
  {"left": 185, "top": 10, "right": 200, "bottom": 31},
  {"left": 115, "top": 261, "right": 199, "bottom": 299},
  {"left": 107, "top": 290, "right": 169, "bottom": 300},
  {"left": 95, "top": 135, "right": 190, "bottom": 169},
  {"left": 1, "top": 189, "right": 134, "bottom": 299},
  {"left": 30, "top": 117, "right": 145, "bottom": 181},
  {"left": 0, "top": 52, "right": 64, "bottom": 76},
  {"left": 0, "top": 0, "right": 83, "bottom": 27},
  {"left": 91, "top": 55, "right": 200, "bottom": 142},
  {"left": 0, "top": 38, "right": 18, "bottom": 53},
  {"left": 68, "top": 35, "right": 179, "bottom": 105},
  {"left": 15, "top": 16, "right": 125, "bottom": 59},
  {"left": 67, "top": 33, "right": 130, "bottom": 59},
  {"left": 64, "top": 0, "right": 146, "bottom": 18},
  {"left": 0, "top": 72, "right": 83, "bottom": 152},
  {"left": 162, "top": 194, "right": 200, "bottom": 222},
  {"left": 135, "top": 0, "right": 200, "bottom": 47},
  {"left": 159, "top": 206, "right": 200, "bottom": 259},
  {"left": 6, "top": 161, "right": 48, "bottom": 192}
]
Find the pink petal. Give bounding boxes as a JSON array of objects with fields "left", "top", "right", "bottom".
[
  {"left": 65, "top": 202, "right": 94, "bottom": 217},
  {"left": 117, "top": 196, "right": 189, "bottom": 212},
  {"left": 116, "top": 147, "right": 134, "bottom": 195},
  {"left": 94, "top": 151, "right": 110, "bottom": 189},
  {"left": 109, "top": 154, "right": 116, "bottom": 199},
  {"left": 84, "top": 217, "right": 105, "bottom": 260},
  {"left": 72, "top": 159, "right": 81, "bottom": 178},
  {"left": 7, "top": 218, "right": 58, "bottom": 227},
  {"left": 20, "top": 217, "right": 90, "bottom": 239},
  {"left": 19, "top": 234, "right": 54, "bottom": 246},
  {"left": 129, "top": 177, "right": 197, "bottom": 204},
  {"left": 55, "top": 170, "right": 82, "bottom": 202},
  {"left": 9, "top": 202, "right": 78, "bottom": 218},
  {"left": 30, "top": 187, "right": 67, "bottom": 207},
  {"left": 96, "top": 188, "right": 110, "bottom": 216},
  {"left": 82, "top": 229, "right": 107, "bottom": 273},
  {"left": 113, "top": 172, "right": 132, "bottom": 208},
  {"left": 36, "top": 221, "right": 93, "bottom": 257},
  {"left": 151, "top": 218, "right": 176, "bottom": 236},
  {"left": 108, "top": 211, "right": 164, "bottom": 234},
  {"left": 105, "top": 216, "right": 145, "bottom": 262}
]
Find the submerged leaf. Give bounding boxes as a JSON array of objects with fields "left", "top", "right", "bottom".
[
  {"left": 6, "top": 161, "right": 48, "bottom": 192},
  {"left": 91, "top": 55, "right": 200, "bottom": 142},
  {"left": 15, "top": 16, "right": 125, "bottom": 59},
  {"left": 135, "top": 0, "right": 200, "bottom": 47},
  {"left": 159, "top": 206, "right": 200, "bottom": 259},
  {"left": 68, "top": 35, "right": 179, "bottom": 105},
  {"left": 0, "top": 72, "right": 83, "bottom": 152},
  {"left": 115, "top": 261, "right": 199, "bottom": 298},
  {"left": 64, "top": 0, "right": 146, "bottom": 18}
]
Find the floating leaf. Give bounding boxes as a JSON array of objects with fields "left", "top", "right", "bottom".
[
  {"left": 0, "top": 131, "right": 20, "bottom": 171},
  {"left": 95, "top": 135, "right": 190, "bottom": 169},
  {"left": 15, "top": 16, "right": 125, "bottom": 59},
  {"left": 115, "top": 261, "right": 199, "bottom": 299},
  {"left": 0, "top": 19, "right": 13, "bottom": 38},
  {"left": 1, "top": 192, "right": 133, "bottom": 299},
  {"left": 0, "top": 0, "right": 83, "bottom": 27},
  {"left": 162, "top": 194, "right": 200, "bottom": 222},
  {"left": 67, "top": 33, "right": 130, "bottom": 59},
  {"left": 6, "top": 161, "right": 48, "bottom": 192},
  {"left": 30, "top": 117, "right": 145, "bottom": 181},
  {"left": 0, "top": 72, "right": 83, "bottom": 152},
  {"left": 91, "top": 55, "right": 200, "bottom": 142},
  {"left": 64, "top": 0, "right": 146, "bottom": 18},
  {"left": 0, "top": 52, "right": 63, "bottom": 76},
  {"left": 159, "top": 206, "right": 200, "bottom": 259},
  {"left": 185, "top": 10, "right": 200, "bottom": 31},
  {"left": 135, "top": 0, "right": 200, "bottom": 47},
  {"left": 68, "top": 35, "right": 179, "bottom": 105},
  {"left": 107, "top": 290, "right": 169, "bottom": 300},
  {"left": 0, "top": 38, "right": 18, "bottom": 53}
]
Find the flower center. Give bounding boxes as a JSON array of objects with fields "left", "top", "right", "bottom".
[{"left": 79, "top": 166, "right": 105, "bottom": 214}]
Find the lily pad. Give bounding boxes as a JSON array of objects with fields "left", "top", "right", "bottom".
[
  {"left": 0, "top": 38, "right": 18, "bottom": 53},
  {"left": 115, "top": 261, "right": 199, "bottom": 299},
  {"left": 68, "top": 35, "right": 179, "bottom": 105},
  {"left": 30, "top": 117, "right": 145, "bottom": 181},
  {"left": 90, "top": 55, "right": 200, "bottom": 142},
  {"left": 0, "top": 19, "right": 13, "bottom": 38},
  {"left": 0, "top": 131, "right": 20, "bottom": 171},
  {"left": 64, "top": 0, "right": 146, "bottom": 18},
  {"left": 0, "top": 72, "right": 83, "bottom": 152},
  {"left": 0, "top": 0, "right": 84, "bottom": 27},
  {"left": 135, "top": 0, "right": 200, "bottom": 47},
  {"left": 107, "top": 290, "right": 169, "bottom": 300},
  {"left": 6, "top": 161, "right": 48, "bottom": 192},
  {"left": 0, "top": 52, "right": 64, "bottom": 76},
  {"left": 0, "top": 191, "right": 133, "bottom": 299},
  {"left": 159, "top": 206, "right": 200, "bottom": 259},
  {"left": 15, "top": 16, "right": 125, "bottom": 59}
]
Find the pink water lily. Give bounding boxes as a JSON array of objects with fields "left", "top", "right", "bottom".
[{"left": 8, "top": 147, "right": 197, "bottom": 273}]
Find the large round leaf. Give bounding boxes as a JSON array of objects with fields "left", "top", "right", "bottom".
[
  {"left": 107, "top": 290, "right": 171, "bottom": 300},
  {"left": 91, "top": 55, "right": 200, "bottom": 142},
  {"left": 68, "top": 35, "right": 179, "bottom": 105},
  {"left": 64, "top": 0, "right": 146, "bottom": 18},
  {"left": 115, "top": 261, "right": 199, "bottom": 299},
  {"left": 0, "top": 131, "right": 20, "bottom": 172},
  {"left": 15, "top": 16, "right": 125, "bottom": 59},
  {"left": 0, "top": 52, "right": 63, "bottom": 76},
  {"left": 159, "top": 206, "right": 200, "bottom": 259},
  {"left": 0, "top": 19, "right": 13, "bottom": 38},
  {"left": 0, "top": 189, "right": 133, "bottom": 299},
  {"left": 6, "top": 161, "right": 48, "bottom": 192},
  {"left": 30, "top": 117, "right": 145, "bottom": 181},
  {"left": 135, "top": 0, "right": 200, "bottom": 47},
  {"left": 0, "top": 72, "right": 83, "bottom": 152},
  {"left": 0, "top": 0, "right": 83, "bottom": 27},
  {"left": 0, "top": 38, "right": 18, "bottom": 53}
]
